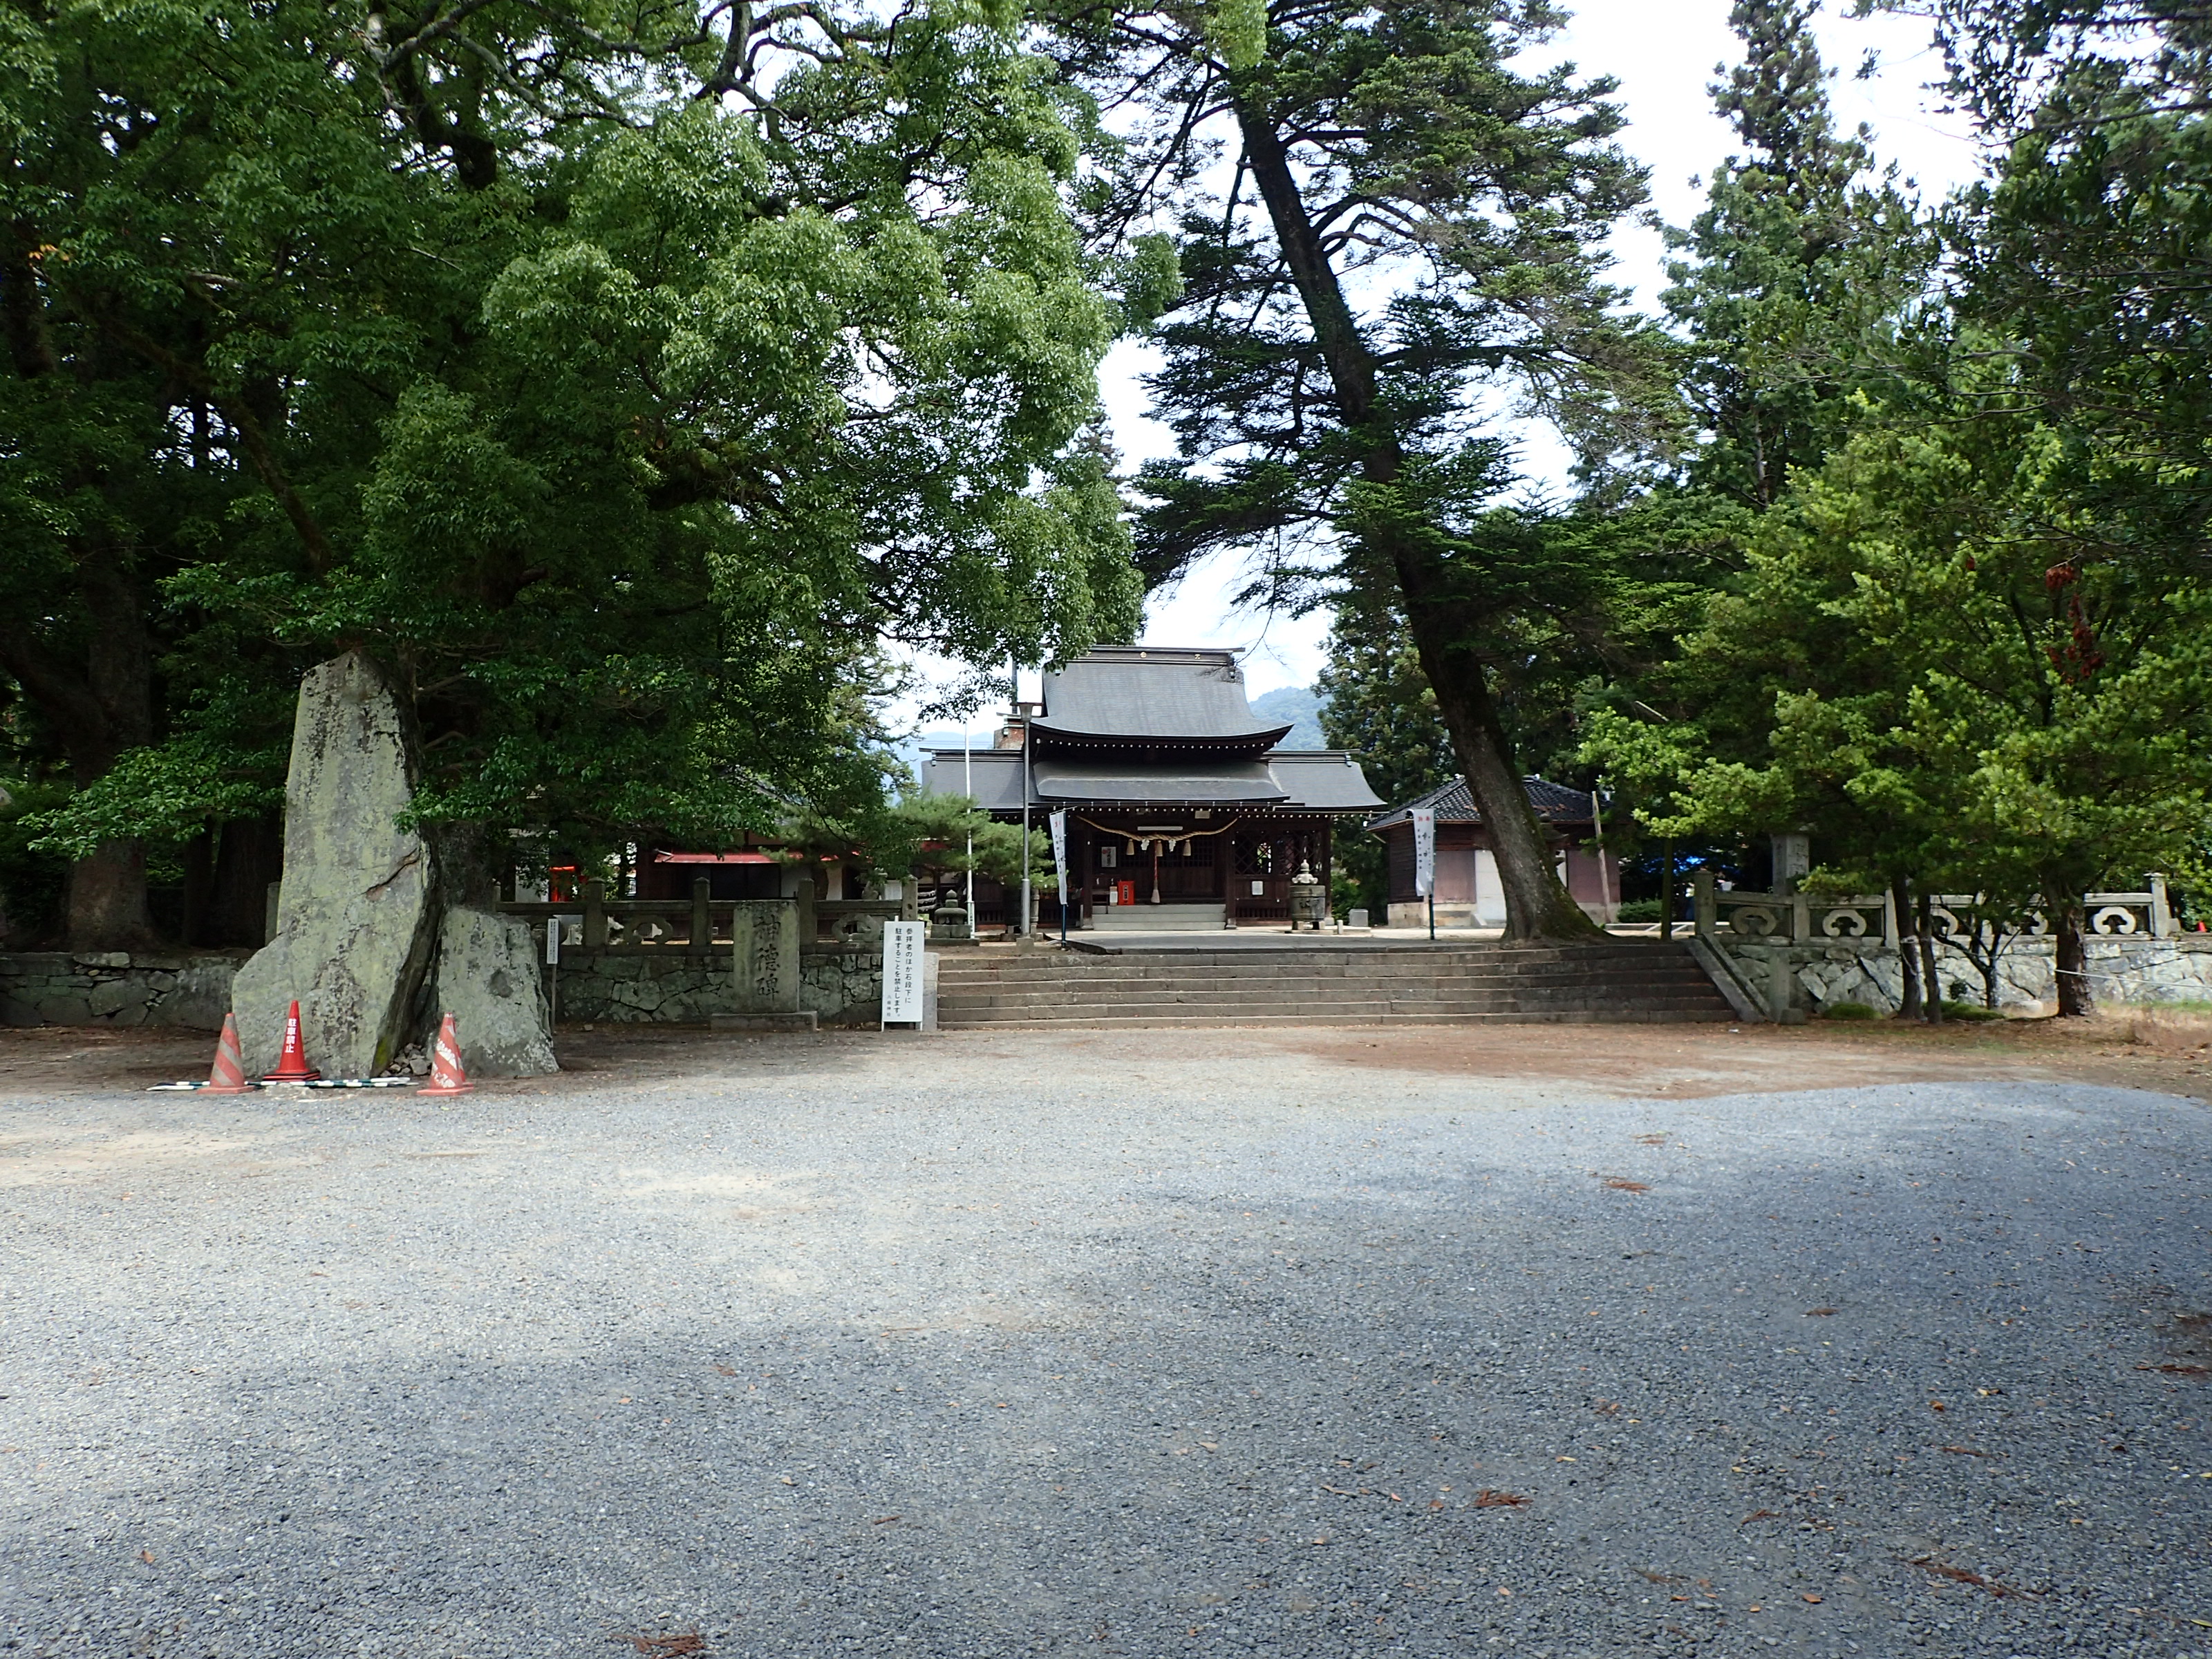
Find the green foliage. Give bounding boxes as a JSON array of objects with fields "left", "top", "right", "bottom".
[
  {"left": 1942, "top": 1000, "right": 2005, "bottom": 1021},
  {"left": 0, "top": 777, "right": 71, "bottom": 945},
  {"left": 27, "top": 735, "right": 285, "bottom": 861},
  {"left": 863, "top": 792, "right": 1056, "bottom": 893},
  {"left": 1662, "top": 0, "right": 1934, "bottom": 509},
  {"left": 0, "top": 0, "right": 1142, "bottom": 930},
  {"left": 1586, "top": 411, "right": 2212, "bottom": 910},
  {"left": 1821, "top": 1000, "right": 1878, "bottom": 1020},
  {"left": 1051, "top": 0, "right": 1653, "bottom": 939}
]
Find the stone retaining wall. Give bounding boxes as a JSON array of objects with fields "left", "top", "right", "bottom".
[
  {"left": 548, "top": 944, "right": 884, "bottom": 1026},
  {"left": 0, "top": 942, "right": 888, "bottom": 1031},
  {"left": 1716, "top": 935, "right": 2212, "bottom": 1016},
  {"left": 0, "top": 952, "right": 248, "bottom": 1031}
]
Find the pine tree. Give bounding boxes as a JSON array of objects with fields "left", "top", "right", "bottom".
[
  {"left": 1662, "top": 0, "right": 1927, "bottom": 508},
  {"left": 1055, "top": 0, "right": 1651, "bottom": 939}
]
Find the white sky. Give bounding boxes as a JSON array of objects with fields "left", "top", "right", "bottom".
[{"left": 907, "top": 0, "right": 1987, "bottom": 724}]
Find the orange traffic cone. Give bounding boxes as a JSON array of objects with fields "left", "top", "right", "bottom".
[
  {"left": 417, "top": 1013, "right": 471, "bottom": 1097},
  {"left": 203, "top": 1013, "right": 254, "bottom": 1095},
  {"left": 263, "top": 999, "right": 321, "bottom": 1082}
]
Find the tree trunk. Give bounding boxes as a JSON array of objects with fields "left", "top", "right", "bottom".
[
  {"left": 2054, "top": 901, "right": 2092, "bottom": 1017},
  {"left": 1892, "top": 875, "right": 1921, "bottom": 1019},
  {"left": 0, "top": 539, "right": 159, "bottom": 951},
  {"left": 1231, "top": 95, "right": 1595, "bottom": 941},
  {"left": 181, "top": 828, "right": 214, "bottom": 947},
  {"left": 210, "top": 814, "right": 285, "bottom": 946},
  {"left": 68, "top": 838, "right": 155, "bottom": 950},
  {"left": 1916, "top": 891, "right": 1944, "bottom": 1024}
]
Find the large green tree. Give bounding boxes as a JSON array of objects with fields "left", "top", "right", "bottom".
[
  {"left": 1588, "top": 406, "right": 2212, "bottom": 1015},
  {"left": 1054, "top": 0, "right": 1649, "bottom": 939},
  {"left": 1, "top": 0, "right": 1141, "bottom": 943},
  {"left": 1664, "top": 0, "right": 1930, "bottom": 509}
]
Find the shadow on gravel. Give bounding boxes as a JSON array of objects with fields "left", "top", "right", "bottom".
[{"left": 1, "top": 1083, "right": 2206, "bottom": 1658}]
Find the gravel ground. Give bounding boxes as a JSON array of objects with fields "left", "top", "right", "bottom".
[{"left": 2, "top": 1029, "right": 2209, "bottom": 1658}]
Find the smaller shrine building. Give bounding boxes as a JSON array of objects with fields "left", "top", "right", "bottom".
[
  {"left": 1367, "top": 775, "right": 1621, "bottom": 928},
  {"left": 919, "top": 646, "right": 1383, "bottom": 929}
]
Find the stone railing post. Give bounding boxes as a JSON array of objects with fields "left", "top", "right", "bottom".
[
  {"left": 1768, "top": 948, "right": 1803, "bottom": 1024},
  {"left": 1790, "top": 890, "right": 1812, "bottom": 944},
  {"left": 582, "top": 880, "right": 607, "bottom": 948},
  {"left": 690, "top": 877, "right": 712, "bottom": 957},
  {"left": 2150, "top": 873, "right": 2175, "bottom": 937},
  {"left": 794, "top": 870, "right": 817, "bottom": 944},
  {"left": 1693, "top": 869, "right": 1716, "bottom": 939}
]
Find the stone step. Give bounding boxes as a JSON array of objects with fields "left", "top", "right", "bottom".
[
  {"left": 939, "top": 955, "right": 1718, "bottom": 976},
  {"left": 936, "top": 1007, "right": 1733, "bottom": 1029},
  {"left": 935, "top": 971, "right": 1720, "bottom": 998},
  {"left": 933, "top": 986, "right": 1725, "bottom": 1013},
  {"left": 952, "top": 946, "right": 1698, "bottom": 970},
  {"left": 930, "top": 939, "right": 1736, "bottom": 1027},
  {"left": 936, "top": 983, "right": 1723, "bottom": 1009},
  {"left": 1087, "top": 906, "right": 1229, "bottom": 930}
]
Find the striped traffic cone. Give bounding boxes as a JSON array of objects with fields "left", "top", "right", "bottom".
[
  {"left": 417, "top": 1013, "right": 472, "bottom": 1097},
  {"left": 203, "top": 1013, "right": 254, "bottom": 1095},
  {"left": 263, "top": 999, "right": 321, "bottom": 1082}
]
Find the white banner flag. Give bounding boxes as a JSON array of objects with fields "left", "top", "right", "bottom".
[
  {"left": 1049, "top": 810, "right": 1068, "bottom": 906},
  {"left": 1412, "top": 808, "right": 1436, "bottom": 899}
]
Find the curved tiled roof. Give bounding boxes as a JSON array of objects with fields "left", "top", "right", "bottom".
[
  {"left": 1366, "top": 775, "right": 1600, "bottom": 831},
  {"left": 918, "top": 747, "right": 1382, "bottom": 812},
  {"left": 1033, "top": 646, "right": 1290, "bottom": 749}
]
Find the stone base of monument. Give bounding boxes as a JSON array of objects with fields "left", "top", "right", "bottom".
[{"left": 709, "top": 1011, "right": 820, "bottom": 1033}]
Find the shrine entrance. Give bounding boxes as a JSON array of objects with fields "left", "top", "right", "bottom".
[{"left": 1074, "top": 816, "right": 1335, "bottom": 926}]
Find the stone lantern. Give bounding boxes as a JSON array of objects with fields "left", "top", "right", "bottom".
[{"left": 1288, "top": 859, "right": 1328, "bottom": 931}]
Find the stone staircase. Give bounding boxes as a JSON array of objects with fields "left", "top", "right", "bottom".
[
  {"left": 934, "top": 939, "right": 1737, "bottom": 1029},
  {"left": 1087, "top": 902, "right": 1226, "bottom": 931}
]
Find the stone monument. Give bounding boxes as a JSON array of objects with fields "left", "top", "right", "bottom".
[
  {"left": 232, "top": 654, "right": 439, "bottom": 1077},
  {"left": 232, "top": 652, "right": 556, "bottom": 1078},
  {"left": 428, "top": 906, "right": 557, "bottom": 1077}
]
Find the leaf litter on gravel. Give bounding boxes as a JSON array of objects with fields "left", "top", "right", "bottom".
[
  {"left": 1907, "top": 1556, "right": 2031, "bottom": 1598},
  {"left": 613, "top": 1633, "right": 706, "bottom": 1656}
]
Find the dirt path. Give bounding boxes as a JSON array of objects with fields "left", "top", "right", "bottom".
[{"left": 6, "top": 1008, "right": 2209, "bottom": 1103}]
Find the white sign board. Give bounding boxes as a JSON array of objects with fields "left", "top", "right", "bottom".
[
  {"left": 1412, "top": 808, "right": 1436, "bottom": 899},
  {"left": 544, "top": 913, "right": 580, "bottom": 964},
  {"left": 1049, "top": 810, "right": 1067, "bottom": 908},
  {"left": 881, "top": 919, "right": 926, "bottom": 1024}
]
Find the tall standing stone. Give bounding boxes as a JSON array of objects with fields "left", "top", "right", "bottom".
[{"left": 232, "top": 654, "right": 439, "bottom": 1078}]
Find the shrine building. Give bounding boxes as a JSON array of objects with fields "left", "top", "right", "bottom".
[
  {"left": 1367, "top": 774, "right": 1621, "bottom": 929},
  {"left": 919, "top": 646, "right": 1382, "bottom": 930}
]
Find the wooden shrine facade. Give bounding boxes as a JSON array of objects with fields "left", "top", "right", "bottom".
[{"left": 919, "top": 646, "right": 1383, "bottom": 930}]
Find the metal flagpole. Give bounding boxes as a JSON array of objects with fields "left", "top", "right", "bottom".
[
  {"left": 1016, "top": 657, "right": 1031, "bottom": 939},
  {"left": 964, "top": 724, "right": 975, "bottom": 939}
]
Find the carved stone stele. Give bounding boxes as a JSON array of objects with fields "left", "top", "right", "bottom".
[{"left": 232, "top": 653, "right": 439, "bottom": 1078}]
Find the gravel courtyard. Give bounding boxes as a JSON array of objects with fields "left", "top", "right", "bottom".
[{"left": 3, "top": 1025, "right": 2209, "bottom": 1658}]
